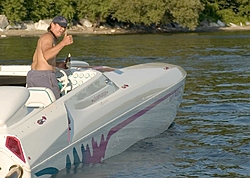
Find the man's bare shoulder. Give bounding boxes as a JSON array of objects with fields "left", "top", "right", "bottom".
[{"left": 39, "top": 32, "right": 53, "bottom": 42}]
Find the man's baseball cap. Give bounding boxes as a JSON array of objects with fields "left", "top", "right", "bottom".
[{"left": 52, "top": 15, "right": 68, "bottom": 27}]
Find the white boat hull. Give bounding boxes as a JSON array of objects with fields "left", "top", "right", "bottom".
[{"left": 0, "top": 62, "right": 186, "bottom": 178}]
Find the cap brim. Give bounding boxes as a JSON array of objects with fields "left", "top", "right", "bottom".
[{"left": 58, "top": 23, "right": 67, "bottom": 28}]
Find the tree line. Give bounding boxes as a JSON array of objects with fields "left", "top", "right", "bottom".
[{"left": 0, "top": 0, "right": 249, "bottom": 30}]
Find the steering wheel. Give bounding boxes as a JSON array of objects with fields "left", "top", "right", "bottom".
[{"left": 57, "top": 70, "right": 70, "bottom": 94}]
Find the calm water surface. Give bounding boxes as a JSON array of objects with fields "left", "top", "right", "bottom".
[{"left": 1, "top": 31, "right": 250, "bottom": 177}]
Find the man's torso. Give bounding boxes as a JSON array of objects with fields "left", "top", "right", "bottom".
[{"left": 31, "top": 32, "right": 56, "bottom": 71}]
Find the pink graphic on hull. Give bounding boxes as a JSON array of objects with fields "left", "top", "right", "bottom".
[{"left": 78, "top": 86, "right": 183, "bottom": 165}]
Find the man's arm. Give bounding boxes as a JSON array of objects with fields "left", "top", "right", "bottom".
[{"left": 41, "top": 33, "right": 73, "bottom": 61}]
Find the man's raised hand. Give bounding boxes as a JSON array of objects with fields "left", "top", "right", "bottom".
[{"left": 63, "top": 32, "right": 73, "bottom": 46}]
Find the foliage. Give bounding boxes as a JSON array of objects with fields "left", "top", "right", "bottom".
[
  {"left": 28, "top": 0, "right": 52, "bottom": 21},
  {"left": 237, "top": 0, "right": 250, "bottom": 20},
  {"left": 199, "top": 1, "right": 221, "bottom": 22},
  {"left": 76, "top": 0, "right": 111, "bottom": 27},
  {"left": 0, "top": 0, "right": 250, "bottom": 29},
  {"left": 55, "top": 0, "right": 77, "bottom": 24},
  {"left": 110, "top": 0, "right": 166, "bottom": 25},
  {"left": 200, "top": 0, "right": 250, "bottom": 24},
  {"left": 165, "top": 0, "right": 204, "bottom": 30},
  {"left": 218, "top": 8, "right": 247, "bottom": 25},
  {"left": 1, "top": 0, "right": 27, "bottom": 24},
  {"left": 25, "top": 0, "right": 76, "bottom": 24}
]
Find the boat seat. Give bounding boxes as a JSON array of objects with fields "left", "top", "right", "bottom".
[
  {"left": 0, "top": 86, "right": 29, "bottom": 127},
  {"left": 26, "top": 87, "right": 56, "bottom": 108}
]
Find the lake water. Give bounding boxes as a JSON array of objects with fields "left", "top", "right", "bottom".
[{"left": 1, "top": 30, "right": 250, "bottom": 177}]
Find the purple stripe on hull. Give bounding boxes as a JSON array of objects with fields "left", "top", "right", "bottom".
[
  {"left": 84, "top": 84, "right": 183, "bottom": 164},
  {"left": 108, "top": 85, "right": 183, "bottom": 136}
]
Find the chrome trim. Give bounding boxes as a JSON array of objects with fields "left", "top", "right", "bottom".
[{"left": 5, "top": 165, "right": 23, "bottom": 178}]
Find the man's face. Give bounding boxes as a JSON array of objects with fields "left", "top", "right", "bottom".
[{"left": 51, "top": 23, "right": 66, "bottom": 37}]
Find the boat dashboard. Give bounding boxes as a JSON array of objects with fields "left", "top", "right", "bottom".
[{"left": 56, "top": 67, "right": 98, "bottom": 95}]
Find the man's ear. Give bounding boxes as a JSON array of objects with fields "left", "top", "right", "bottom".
[{"left": 51, "top": 22, "right": 56, "bottom": 28}]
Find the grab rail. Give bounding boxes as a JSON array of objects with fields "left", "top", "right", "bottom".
[{"left": 5, "top": 165, "right": 23, "bottom": 178}]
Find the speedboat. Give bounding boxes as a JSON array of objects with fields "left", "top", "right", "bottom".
[{"left": 0, "top": 60, "right": 186, "bottom": 178}]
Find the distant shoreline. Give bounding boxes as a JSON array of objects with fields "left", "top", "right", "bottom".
[{"left": 1, "top": 25, "right": 250, "bottom": 37}]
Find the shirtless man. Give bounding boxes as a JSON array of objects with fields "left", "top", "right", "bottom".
[{"left": 26, "top": 15, "right": 73, "bottom": 99}]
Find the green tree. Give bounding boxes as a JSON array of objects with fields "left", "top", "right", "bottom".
[
  {"left": 55, "top": 0, "right": 77, "bottom": 24},
  {"left": 76, "top": 0, "right": 111, "bottom": 27},
  {"left": 199, "top": 0, "right": 221, "bottom": 22},
  {"left": 28, "top": 0, "right": 76, "bottom": 24},
  {"left": 0, "top": 0, "right": 4, "bottom": 14},
  {"left": 4, "top": 0, "right": 250, "bottom": 31},
  {"left": 201, "top": 0, "right": 249, "bottom": 25},
  {"left": 29, "top": 0, "right": 52, "bottom": 22},
  {"left": 1, "top": 0, "right": 27, "bottom": 24},
  {"left": 110, "top": 0, "right": 166, "bottom": 25},
  {"left": 165, "top": 0, "right": 204, "bottom": 30},
  {"left": 237, "top": 0, "right": 250, "bottom": 20},
  {"left": 110, "top": 0, "right": 203, "bottom": 30}
]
